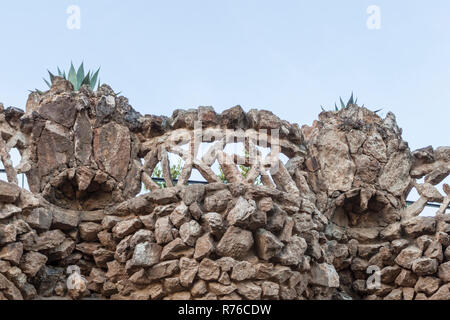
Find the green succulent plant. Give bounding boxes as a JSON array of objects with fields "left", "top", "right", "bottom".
[
  {"left": 321, "top": 92, "right": 382, "bottom": 113},
  {"left": 43, "top": 62, "right": 100, "bottom": 91}
]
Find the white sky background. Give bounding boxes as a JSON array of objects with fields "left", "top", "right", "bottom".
[{"left": 0, "top": 1, "right": 448, "bottom": 215}]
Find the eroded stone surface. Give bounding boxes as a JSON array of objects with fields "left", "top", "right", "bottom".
[{"left": 0, "top": 83, "right": 449, "bottom": 301}]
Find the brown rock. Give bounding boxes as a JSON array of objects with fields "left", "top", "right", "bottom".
[
  {"left": 169, "top": 203, "right": 190, "bottom": 228},
  {"left": 277, "top": 235, "right": 308, "bottom": 266},
  {"left": 267, "top": 207, "right": 287, "bottom": 234},
  {"left": 416, "top": 234, "right": 434, "bottom": 252},
  {"left": 292, "top": 213, "right": 315, "bottom": 233},
  {"left": 208, "top": 282, "right": 237, "bottom": 296},
  {"left": 93, "top": 122, "right": 131, "bottom": 181},
  {"left": 415, "top": 293, "right": 428, "bottom": 300},
  {"left": 24, "top": 208, "right": 52, "bottom": 231},
  {"left": 101, "top": 216, "right": 122, "bottom": 230},
  {"left": 74, "top": 110, "right": 93, "bottom": 165},
  {"left": 378, "top": 152, "right": 412, "bottom": 197},
  {"left": 148, "top": 260, "right": 180, "bottom": 281},
  {"left": 148, "top": 188, "right": 178, "bottom": 205},
  {"left": 160, "top": 238, "right": 193, "bottom": 261},
  {"left": 76, "top": 242, "right": 101, "bottom": 256},
  {"left": 384, "top": 288, "right": 403, "bottom": 300},
  {"left": 129, "top": 269, "right": 150, "bottom": 286},
  {"left": 261, "top": 281, "right": 280, "bottom": 299},
  {"left": 191, "top": 280, "right": 207, "bottom": 297},
  {"left": 429, "top": 283, "right": 450, "bottom": 300},
  {"left": 218, "top": 271, "right": 231, "bottom": 285},
  {"left": 180, "top": 257, "right": 198, "bottom": 287},
  {"left": 106, "top": 260, "right": 126, "bottom": 282},
  {"left": 97, "top": 231, "right": 116, "bottom": 251},
  {"left": 391, "top": 239, "right": 409, "bottom": 254},
  {"left": 257, "top": 197, "right": 273, "bottom": 212},
  {"left": 198, "top": 258, "right": 220, "bottom": 281},
  {"left": 216, "top": 226, "right": 254, "bottom": 259},
  {"left": 0, "top": 224, "right": 16, "bottom": 244},
  {"left": 254, "top": 229, "right": 283, "bottom": 261},
  {"left": 129, "top": 242, "right": 162, "bottom": 268},
  {"left": 48, "top": 238, "right": 75, "bottom": 261},
  {"left": 347, "top": 228, "right": 379, "bottom": 242},
  {"left": 75, "top": 166, "right": 95, "bottom": 191},
  {"left": 270, "top": 265, "right": 294, "bottom": 284},
  {"left": 155, "top": 216, "right": 174, "bottom": 245},
  {"left": 93, "top": 248, "right": 115, "bottom": 268},
  {"left": 19, "top": 251, "right": 48, "bottom": 277},
  {"left": 254, "top": 263, "right": 274, "bottom": 280},
  {"left": 112, "top": 218, "right": 142, "bottom": 239},
  {"left": 220, "top": 105, "right": 246, "bottom": 128},
  {"left": 0, "top": 180, "right": 21, "bottom": 203},
  {"left": 402, "top": 217, "right": 436, "bottom": 237},
  {"left": 79, "top": 222, "right": 102, "bottom": 241},
  {"left": 163, "top": 277, "right": 183, "bottom": 294},
  {"left": 395, "top": 246, "right": 422, "bottom": 269},
  {"left": 188, "top": 202, "right": 204, "bottom": 220},
  {"left": 215, "top": 257, "right": 237, "bottom": 273},
  {"left": 424, "top": 241, "right": 443, "bottom": 262},
  {"left": 411, "top": 257, "right": 438, "bottom": 276},
  {"left": 39, "top": 95, "right": 77, "bottom": 127},
  {"left": 37, "top": 122, "right": 73, "bottom": 177},
  {"left": 236, "top": 281, "right": 262, "bottom": 300},
  {"left": 310, "top": 263, "right": 340, "bottom": 288},
  {"left": 202, "top": 212, "right": 224, "bottom": 237},
  {"left": 231, "top": 261, "right": 256, "bottom": 281},
  {"left": 380, "top": 265, "right": 401, "bottom": 284},
  {"left": 0, "top": 273, "right": 23, "bottom": 300},
  {"left": 416, "top": 183, "right": 444, "bottom": 203},
  {"left": 380, "top": 223, "right": 401, "bottom": 241},
  {"left": 414, "top": 277, "right": 440, "bottom": 296},
  {"left": 180, "top": 185, "right": 205, "bottom": 206},
  {"left": 226, "top": 197, "right": 257, "bottom": 228},
  {"left": 395, "top": 269, "right": 418, "bottom": 287},
  {"left": 164, "top": 291, "right": 191, "bottom": 300},
  {"left": 27, "top": 230, "right": 65, "bottom": 252},
  {"left": 139, "top": 213, "right": 156, "bottom": 230},
  {"left": 438, "top": 261, "right": 450, "bottom": 282},
  {"left": 179, "top": 220, "right": 202, "bottom": 246},
  {"left": 402, "top": 287, "right": 415, "bottom": 300},
  {"left": 51, "top": 208, "right": 80, "bottom": 230},
  {"left": 0, "top": 242, "right": 23, "bottom": 265},
  {"left": 1, "top": 202, "right": 21, "bottom": 220},
  {"left": 194, "top": 234, "right": 215, "bottom": 260},
  {"left": 130, "top": 229, "right": 156, "bottom": 247},
  {"left": 203, "top": 189, "right": 232, "bottom": 212}
]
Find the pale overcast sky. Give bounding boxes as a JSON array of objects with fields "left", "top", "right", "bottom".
[{"left": 0, "top": 1, "right": 448, "bottom": 213}]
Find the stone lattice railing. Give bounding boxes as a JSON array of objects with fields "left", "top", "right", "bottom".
[{"left": 0, "top": 77, "right": 449, "bottom": 300}]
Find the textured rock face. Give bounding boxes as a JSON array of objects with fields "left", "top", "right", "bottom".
[
  {"left": 0, "top": 81, "right": 449, "bottom": 300},
  {"left": 20, "top": 80, "right": 142, "bottom": 210}
]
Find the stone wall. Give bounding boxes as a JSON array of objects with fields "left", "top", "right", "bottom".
[{"left": 0, "top": 78, "right": 449, "bottom": 300}]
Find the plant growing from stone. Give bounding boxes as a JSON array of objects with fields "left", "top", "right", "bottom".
[
  {"left": 321, "top": 92, "right": 381, "bottom": 113},
  {"left": 43, "top": 62, "right": 100, "bottom": 91}
]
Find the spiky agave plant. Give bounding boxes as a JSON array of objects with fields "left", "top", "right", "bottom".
[
  {"left": 335, "top": 92, "right": 357, "bottom": 111},
  {"left": 321, "top": 93, "right": 382, "bottom": 113},
  {"left": 43, "top": 62, "right": 100, "bottom": 91}
]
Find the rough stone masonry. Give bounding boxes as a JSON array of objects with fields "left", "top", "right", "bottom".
[{"left": 0, "top": 77, "right": 449, "bottom": 300}]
